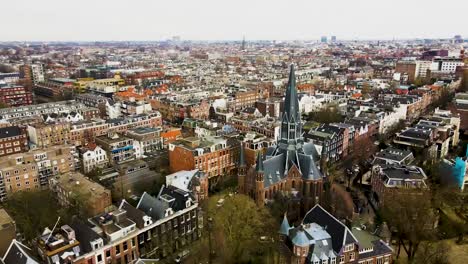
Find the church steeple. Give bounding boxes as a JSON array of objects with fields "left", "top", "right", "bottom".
[
  {"left": 278, "top": 64, "right": 303, "bottom": 154},
  {"left": 284, "top": 64, "right": 299, "bottom": 122}
]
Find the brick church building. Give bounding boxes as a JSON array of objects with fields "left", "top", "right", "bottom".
[{"left": 239, "top": 64, "right": 324, "bottom": 215}]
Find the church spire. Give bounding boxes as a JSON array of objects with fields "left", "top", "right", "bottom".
[
  {"left": 278, "top": 64, "right": 303, "bottom": 154},
  {"left": 284, "top": 64, "right": 299, "bottom": 122}
]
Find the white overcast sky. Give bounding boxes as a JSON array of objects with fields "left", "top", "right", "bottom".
[{"left": 2, "top": 0, "right": 467, "bottom": 41}]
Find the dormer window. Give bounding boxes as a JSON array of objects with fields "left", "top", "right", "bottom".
[{"left": 186, "top": 199, "right": 191, "bottom": 208}]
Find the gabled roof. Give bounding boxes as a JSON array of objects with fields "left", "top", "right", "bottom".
[
  {"left": 3, "top": 239, "right": 40, "bottom": 264},
  {"left": 69, "top": 218, "right": 102, "bottom": 254},
  {"left": 119, "top": 199, "right": 148, "bottom": 228},
  {"left": 303, "top": 204, "right": 358, "bottom": 253}
]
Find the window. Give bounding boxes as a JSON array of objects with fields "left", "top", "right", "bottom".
[
  {"left": 115, "top": 245, "right": 120, "bottom": 255},
  {"left": 339, "top": 256, "right": 345, "bottom": 264},
  {"left": 123, "top": 241, "right": 128, "bottom": 251},
  {"left": 377, "top": 257, "right": 383, "bottom": 264},
  {"left": 105, "top": 250, "right": 111, "bottom": 258},
  {"left": 97, "top": 254, "right": 103, "bottom": 262},
  {"left": 350, "top": 252, "right": 355, "bottom": 261},
  {"left": 344, "top": 244, "right": 354, "bottom": 252}
]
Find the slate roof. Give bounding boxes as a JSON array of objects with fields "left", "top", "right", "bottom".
[
  {"left": 359, "top": 240, "right": 393, "bottom": 259},
  {"left": 0, "top": 126, "right": 22, "bottom": 139},
  {"left": 136, "top": 192, "right": 167, "bottom": 221},
  {"left": 256, "top": 64, "right": 323, "bottom": 188},
  {"left": 69, "top": 218, "right": 102, "bottom": 254},
  {"left": 3, "top": 240, "right": 40, "bottom": 264},
  {"left": 303, "top": 205, "right": 358, "bottom": 254},
  {"left": 119, "top": 200, "right": 147, "bottom": 228}
]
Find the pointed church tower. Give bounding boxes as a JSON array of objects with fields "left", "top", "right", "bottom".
[
  {"left": 238, "top": 143, "right": 247, "bottom": 194},
  {"left": 255, "top": 151, "right": 265, "bottom": 206},
  {"left": 241, "top": 36, "right": 246, "bottom": 51},
  {"left": 277, "top": 64, "right": 304, "bottom": 171}
]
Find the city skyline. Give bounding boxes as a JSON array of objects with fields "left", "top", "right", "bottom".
[{"left": 2, "top": 0, "right": 467, "bottom": 41}]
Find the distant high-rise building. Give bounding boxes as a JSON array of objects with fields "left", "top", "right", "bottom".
[
  {"left": 172, "top": 35, "right": 181, "bottom": 42},
  {"left": 320, "top": 36, "right": 327, "bottom": 43},
  {"left": 331, "top": 35, "right": 337, "bottom": 43},
  {"left": 454, "top": 35, "right": 463, "bottom": 44},
  {"left": 241, "top": 36, "right": 246, "bottom": 51}
]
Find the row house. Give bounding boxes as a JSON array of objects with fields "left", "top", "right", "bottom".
[
  {"left": 305, "top": 124, "right": 349, "bottom": 163},
  {"left": 0, "top": 101, "right": 99, "bottom": 123},
  {"left": 106, "top": 112, "right": 162, "bottom": 134},
  {"left": 0, "top": 145, "right": 75, "bottom": 200},
  {"left": 75, "top": 94, "right": 108, "bottom": 118},
  {"left": 69, "top": 113, "right": 162, "bottom": 147},
  {"left": 79, "top": 144, "right": 109, "bottom": 174},
  {"left": 0, "top": 126, "right": 28, "bottom": 157},
  {"left": 33, "top": 184, "right": 201, "bottom": 264}
]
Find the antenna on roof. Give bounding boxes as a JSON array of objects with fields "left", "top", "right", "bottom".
[{"left": 44, "top": 216, "right": 61, "bottom": 244}]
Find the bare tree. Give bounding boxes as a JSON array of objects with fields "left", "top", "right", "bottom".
[{"left": 381, "top": 191, "right": 437, "bottom": 262}]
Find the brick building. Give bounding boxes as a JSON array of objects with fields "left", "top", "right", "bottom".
[
  {"left": 0, "top": 145, "right": 75, "bottom": 200},
  {"left": 0, "top": 85, "right": 33, "bottom": 107},
  {"left": 27, "top": 122, "right": 71, "bottom": 148},
  {"left": 0, "top": 126, "right": 28, "bottom": 157},
  {"left": 169, "top": 135, "right": 237, "bottom": 181},
  {"left": 239, "top": 65, "right": 324, "bottom": 215},
  {"left": 49, "top": 171, "right": 112, "bottom": 216},
  {"left": 279, "top": 205, "right": 393, "bottom": 264}
]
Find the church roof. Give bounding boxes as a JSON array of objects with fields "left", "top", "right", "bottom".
[{"left": 255, "top": 64, "right": 322, "bottom": 186}]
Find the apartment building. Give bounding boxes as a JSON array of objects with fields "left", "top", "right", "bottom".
[
  {"left": 70, "top": 119, "right": 110, "bottom": 146},
  {"left": 0, "top": 126, "right": 28, "bottom": 157},
  {"left": 0, "top": 85, "right": 33, "bottom": 107},
  {"left": 0, "top": 145, "right": 75, "bottom": 200},
  {"left": 228, "top": 90, "right": 260, "bottom": 111},
  {"left": 49, "top": 172, "right": 112, "bottom": 216},
  {"left": 96, "top": 133, "right": 136, "bottom": 164},
  {"left": 126, "top": 127, "right": 163, "bottom": 154},
  {"left": 34, "top": 78, "right": 76, "bottom": 98},
  {"left": 169, "top": 135, "right": 237, "bottom": 179},
  {"left": 19, "top": 63, "right": 45, "bottom": 85},
  {"left": 371, "top": 164, "right": 428, "bottom": 206},
  {"left": 27, "top": 122, "right": 71, "bottom": 148}
]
